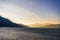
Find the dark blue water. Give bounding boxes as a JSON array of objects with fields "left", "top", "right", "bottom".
[{"left": 0, "top": 27, "right": 60, "bottom": 40}]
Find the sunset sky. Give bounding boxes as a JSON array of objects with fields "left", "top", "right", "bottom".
[{"left": 0, "top": 0, "right": 60, "bottom": 25}]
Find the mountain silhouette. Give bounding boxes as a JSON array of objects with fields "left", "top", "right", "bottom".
[
  {"left": 0, "top": 16, "right": 25, "bottom": 27},
  {"left": 28, "top": 23, "right": 60, "bottom": 28},
  {"left": 44, "top": 24, "right": 60, "bottom": 28}
]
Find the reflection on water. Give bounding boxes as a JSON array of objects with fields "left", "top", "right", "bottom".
[{"left": 0, "top": 27, "right": 60, "bottom": 40}]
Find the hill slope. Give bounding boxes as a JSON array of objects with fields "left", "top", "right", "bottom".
[
  {"left": 28, "top": 23, "right": 60, "bottom": 28},
  {"left": 0, "top": 16, "right": 25, "bottom": 27}
]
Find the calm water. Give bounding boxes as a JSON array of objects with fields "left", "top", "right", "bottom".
[{"left": 0, "top": 27, "right": 60, "bottom": 40}]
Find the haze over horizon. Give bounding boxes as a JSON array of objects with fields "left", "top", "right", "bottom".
[{"left": 0, "top": 0, "right": 60, "bottom": 27}]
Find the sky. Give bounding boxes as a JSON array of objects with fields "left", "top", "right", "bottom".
[{"left": 0, "top": 0, "right": 60, "bottom": 25}]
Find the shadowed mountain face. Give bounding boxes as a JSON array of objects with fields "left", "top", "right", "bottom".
[{"left": 0, "top": 16, "right": 24, "bottom": 27}]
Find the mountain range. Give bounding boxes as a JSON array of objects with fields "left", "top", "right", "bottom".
[
  {"left": 28, "top": 23, "right": 60, "bottom": 28},
  {"left": 0, "top": 16, "right": 60, "bottom": 28},
  {"left": 0, "top": 16, "right": 26, "bottom": 27}
]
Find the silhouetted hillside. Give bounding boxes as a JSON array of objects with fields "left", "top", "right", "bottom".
[
  {"left": 0, "top": 16, "right": 25, "bottom": 27},
  {"left": 28, "top": 23, "right": 60, "bottom": 28},
  {"left": 44, "top": 24, "right": 60, "bottom": 28}
]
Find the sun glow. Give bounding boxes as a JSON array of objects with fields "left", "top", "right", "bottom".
[
  {"left": 0, "top": 1, "right": 60, "bottom": 27},
  {"left": 0, "top": 3, "right": 40, "bottom": 25}
]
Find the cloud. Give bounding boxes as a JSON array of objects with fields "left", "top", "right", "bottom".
[
  {"left": 0, "top": 0, "right": 60, "bottom": 25},
  {"left": 0, "top": 2, "right": 40, "bottom": 25}
]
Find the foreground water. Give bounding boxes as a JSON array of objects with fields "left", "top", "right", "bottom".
[{"left": 0, "top": 27, "right": 60, "bottom": 40}]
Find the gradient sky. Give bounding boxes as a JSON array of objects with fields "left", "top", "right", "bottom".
[{"left": 0, "top": 0, "right": 60, "bottom": 25}]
